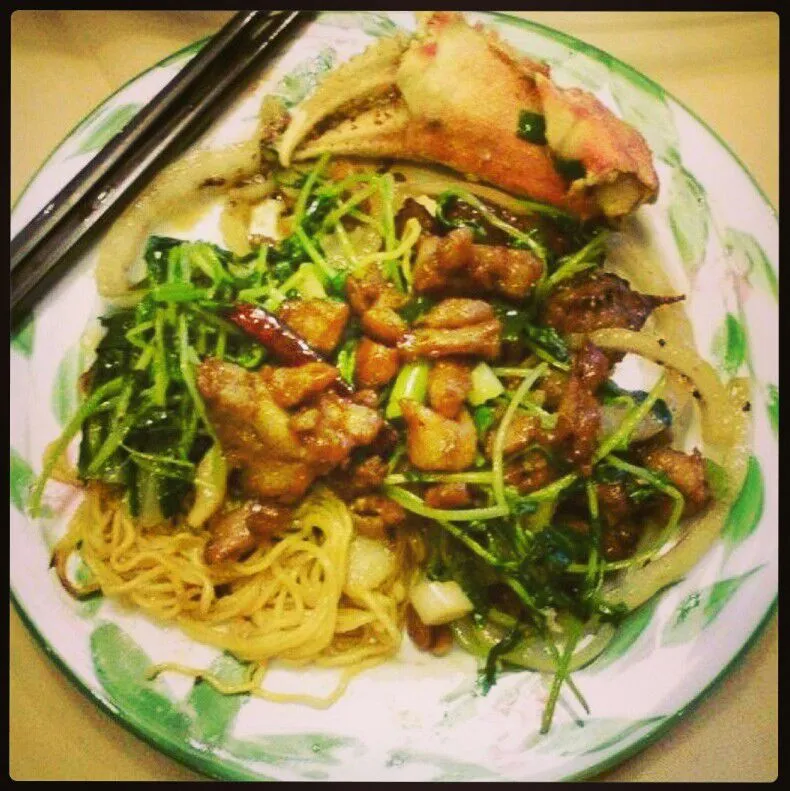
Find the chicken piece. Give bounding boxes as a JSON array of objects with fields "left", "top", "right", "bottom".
[
  {"left": 361, "top": 305, "right": 408, "bottom": 345},
  {"left": 395, "top": 197, "right": 439, "bottom": 236},
  {"left": 424, "top": 482, "right": 472, "bottom": 509},
  {"left": 416, "top": 297, "right": 494, "bottom": 329},
  {"left": 350, "top": 494, "right": 406, "bottom": 539},
  {"left": 484, "top": 412, "right": 539, "bottom": 458},
  {"left": 291, "top": 391, "right": 383, "bottom": 467},
  {"left": 413, "top": 228, "right": 543, "bottom": 301},
  {"left": 641, "top": 446, "right": 710, "bottom": 516},
  {"left": 401, "top": 320, "right": 501, "bottom": 361},
  {"left": 406, "top": 603, "right": 454, "bottom": 656},
  {"left": 601, "top": 521, "right": 643, "bottom": 562},
  {"left": 238, "top": 459, "right": 317, "bottom": 505},
  {"left": 278, "top": 298, "right": 350, "bottom": 355},
  {"left": 197, "top": 357, "right": 307, "bottom": 468},
  {"left": 348, "top": 455, "right": 390, "bottom": 494},
  {"left": 504, "top": 449, "right": 556, "bottom": 494},
  {"left": 542, "top": 272, "right": 684, "bottom": 336},
  {"left": 400, "top": 400, "right": 477, "bottom": 471},
  {"left": 198, "top": 358, "right": 381, "bottom": 503},
  {"left": 280, "top": 12, "right": 658, "bottom": 219},
  {"left": 204, "top": 504, "right": 258, "bottom": 565},
  {"left": 346, "top": 264, "right": 408, "bottom": 315},
  {"left": 551, "top": 341, "right": 611, "bottom": 474},
  {"left": 261, "top": 362, "right": 339, "bottom": 408},
  {"left": 428, "top": 360, "right": 472, "bottom": 419},
  {"left": 535, "top": 369, "right": 569, "bottom": 410},
  {"left": 356, "top": 338, "right": 400, "bottom": 388},
  {"left": 596, "top": 482, "right": 633, "bottom": 528}
]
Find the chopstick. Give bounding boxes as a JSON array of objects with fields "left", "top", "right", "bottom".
[{"left": 10, "top": 10, "right": 315, "bottom": 330}]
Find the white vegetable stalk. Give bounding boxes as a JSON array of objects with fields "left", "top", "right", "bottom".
[{"left": 409, "top": 579, "right": 474, "bottom": 625}]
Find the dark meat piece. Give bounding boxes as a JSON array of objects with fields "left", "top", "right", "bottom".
[
  {"left": 415, "top": 298, "right": 494, "bottom": 329},
  {"left": 640, "top": 446, "right": 710, "bottom": 516},
  {"left": 536, "top": 369, "right": 569, "bottom": 410},
  {"left": 395, "top": 197, "right": 440, "bottom": 237},
  {"left": 424, "top": 482, "right": 472, "bottom": 509},
  {"left": 278, "top": 299, "right": 350, "bottom": 355},
  {"left": 412, "top": 228, "right": 543, "bottom": 301},
  {"left": 484, "top": 412, "right": 539, "bottom": 458},
  {"left": 350, "top": 494, "right": 406, "bottom": 539},
  {"left": 204, "top": 501, "right": 294, "bottom": 565},
  {"left": 204, "top": 504, "right": 258, "bottom": 565},
  {"left": 601, "top": 521, "right": 643, "bottom": 562},
  {"left": 541, "top": 272, "right": 684, "bottom": 335},
  {"left": 400, "top": 400, "right": 478, "bottom": 472},
  {"left": 550, "top": 341, "right": 612, "bottom": 474},
  {"left": 261, "top": 362, "right": 339, "bottom": 408},
  {"left": 596, "top": 482, "right": 633, "bottom": 528},
  {"left": 503, "top": 449, "right": 555, "bottom": 494},
  {"left": 356, "top": 338, "right": 400, "bottom": 388},
  {"left": 428, "top": 360, "right": 472, "bottom": 419},
  {"left": 348, "top": 455, "right": 390, "bottom": 494},
  {"left": 406, "top": 604, "right": 454, "bottom": 656}
]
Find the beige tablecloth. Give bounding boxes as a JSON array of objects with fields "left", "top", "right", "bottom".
[{"left": 10, "top": 11, "right": 778, "bottom": 782}]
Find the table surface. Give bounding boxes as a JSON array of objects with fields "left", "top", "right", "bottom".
[{"left": 10, "top": 11, "right": 778, "bottom": 783}]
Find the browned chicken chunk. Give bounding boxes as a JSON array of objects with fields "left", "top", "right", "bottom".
[
  {"left": 290, "top": 391, "right": 383, "bottom": 467},
  {"left": 413, "top": 228, "right": 543, "bottom": 301},
  {"left": 261, "top": 362, "right": 339, "bottom": 408},
  {"left": 641, "top": 446, "right": 710, "bottom": 516},
  {"left": 346, "top": 264, "right": 408, "bottom": 315},
  {"left": 361, "top": 304, "right": 408, "bottom": 345},
  {"left": 400, "top": 400, "right": 477, "bottom": 471},
  {"left": 484, "top": 412, "right": 539, "bottom": 458},
  {"left": 204, "top": 501, "right": 294, "bottom": 565},
  {"left": 278, "top": 298, "right": 350, "bottom": 354},
  {"left": 350, "top": 494, "right": 406, "bottom": 539},
  {"left": 551, "top": 341, "right": 612, "bottom": 474},
  {"left": 198, "top": 358, "right": 382, "bottom": 503},
  {"left": 424, "top": 482, "right": 472, "bottom": 509},
  {"left": 356, "top": 337, "right": 400, "bottom": 388},
  {"left": 428, "top": 360, "right": 472, "bottom": 419},
  {"left": 541, "top": 272, "right": 683, "bottom": 335},
  {"left": 415, "top": 298, "right": 494, "bottom": 329}
]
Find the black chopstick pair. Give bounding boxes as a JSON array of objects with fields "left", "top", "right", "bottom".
[{"left": 10, "top": 10, "right": 315, "bottom": 330}]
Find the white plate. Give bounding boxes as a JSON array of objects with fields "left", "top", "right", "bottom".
[{"left": 10, "top": 11, "right": 778, "bottom": 782}]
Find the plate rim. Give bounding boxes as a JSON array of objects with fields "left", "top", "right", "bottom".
[{"left": 10, "top": 10, "right": 778, "bottom": 782}]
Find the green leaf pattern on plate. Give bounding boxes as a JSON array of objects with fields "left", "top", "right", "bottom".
[
  {"left": 765, "top": 384, "right": 778, "bottom": 434},
  {"left": 90, "top": 622, "right": 192, "bottom": 739},
  {"left": 10, "top": 448, "right": 35, "bottom": 513},
  {"left": 525, "top": 716, "right": 667, "bottom": 756},
  {"left": 187, "top": 653, "right": 249, "bottom": 746},
  {"left": 668, "top": 165, "right": 710, "bottom": 275},
  {"left": 76, "top": 103, "right": 142, "bottom": 154},
  {"left": 661, "top": 567, "right": 762, "bottom": 646},
  {"left": 725, "top": 227, "right": 778, "bottom": 301},
  {"left": 587, "top": 595, "right": 661, "bottom": 673},
  {"left": 720, "top": 455, "right": 764, "bottom": 549},
  {"left": 711, "top": 312, "right": 747, "bottom": 376},
  {"left": 224, "top": 732, "right": 360, "bottom": 767},
  {"left": 51, "top": 344, "right": 86, "bottom": 427},
  {"left": 11, "top": 313, "right": 35, "bottom": 357},
  {"left": 607, "top": 67, "right": 681, "bottom": 166},
  {"left": 276, "top": 47, "right": 336, "bottom": 109}
]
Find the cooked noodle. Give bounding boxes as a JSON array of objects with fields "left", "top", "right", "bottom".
[{"left": 55, "top": 485, "right": 411, "bottom": 706}]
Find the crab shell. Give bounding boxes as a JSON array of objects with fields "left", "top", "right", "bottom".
[{"left": 276, "top": 12, "right": 658, "bottom": 220}]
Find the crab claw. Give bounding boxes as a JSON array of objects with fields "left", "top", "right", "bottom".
[{"left": 275, "top": 12, "right": 658, "bottom": 220}]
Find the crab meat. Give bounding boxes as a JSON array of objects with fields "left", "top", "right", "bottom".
[{"left": 276, "top": 12, "right": 658, "bottom": 219}]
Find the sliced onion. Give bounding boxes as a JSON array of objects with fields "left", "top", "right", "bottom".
[{"left": 409, "top": 579, "right": 474, "bottom": 626}]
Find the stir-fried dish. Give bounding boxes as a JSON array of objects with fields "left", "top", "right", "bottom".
[{"left": 31, "top": 13, "right": 750, "bottom": 732}]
